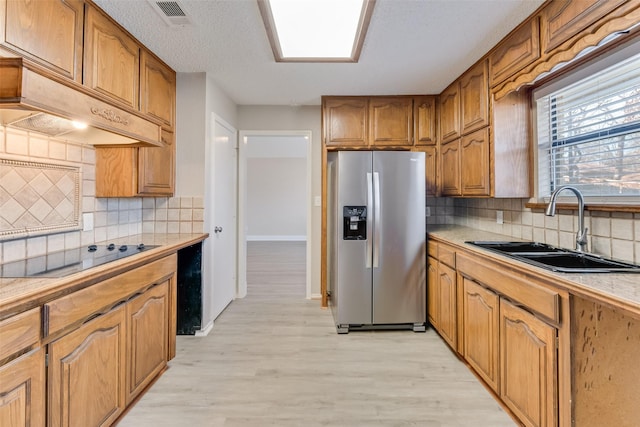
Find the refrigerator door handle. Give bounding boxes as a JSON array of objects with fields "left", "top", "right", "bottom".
[
  {"left": 373, "top": 172, "right": 381, "bottom": 268},
  {"left": 366, "top": 172, "right": 373, "bottom": 269}
]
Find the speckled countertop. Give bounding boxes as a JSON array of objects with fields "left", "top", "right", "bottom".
[
  {"left": 428, "top": 225, "right": 640, "bottom": 318},
  {"left": 0, "top": 233, "right": 208, "bottom": 319}
]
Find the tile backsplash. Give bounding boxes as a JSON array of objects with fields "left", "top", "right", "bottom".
[
  {"left": 0, "top": 126, "right": 203, "bottom": 264},
  {"left": 427, "top": 197, "right": 639, "bottom": 265}
]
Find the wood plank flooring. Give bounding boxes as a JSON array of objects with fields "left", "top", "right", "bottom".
[{"left": 118, "top": 241, "right": 515, "bottom": 426}]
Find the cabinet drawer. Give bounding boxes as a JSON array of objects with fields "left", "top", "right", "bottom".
[
  {"left": 0, "top": 307, "right": 40, "bottom": 362},
  {"left": 428, "top": 240, "right": 438, "bottom": 258},
  {"left": 438, "top": 244, "right": 456, "bottom": 268},
  {"left": 457, "top": 252, "right": 560, "bottom": 323},
  {"left": 44, "top": 254, "right": 176, "bottom": 338}
]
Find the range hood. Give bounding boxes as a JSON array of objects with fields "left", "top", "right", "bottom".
[{"left": 0, "top": 58, "right": 162, "bottom": 147}]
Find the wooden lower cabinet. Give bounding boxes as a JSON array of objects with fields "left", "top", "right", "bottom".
[
  {"left": 0, "top": 348, "right": 46, "bottom": 427},
  {"left": 462, "top": 277, "right": 499, "bottom": 392},
  {"left": 48, "top": 306, "right": 127, "bottom": 427},
  {"left": 437, "top": 262, "right": 457, "bottom": 350},
  {"left": 126, "top": 281, "right": 169, "bottom": 404},
  {"left": 500, "top": 298, "right": 557, "bottom": 427}
]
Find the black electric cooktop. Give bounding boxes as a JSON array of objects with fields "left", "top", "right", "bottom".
[{"left": 0, "top": 243, "right": 157, "bottom": 278}]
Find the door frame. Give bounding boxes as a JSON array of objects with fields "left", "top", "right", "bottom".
[{"left": 237, "top": 130, "right": 313, "bottom": 299}]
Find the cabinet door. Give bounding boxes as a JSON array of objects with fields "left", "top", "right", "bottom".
[
  {"left": 1, "top": 0, "right": 84, "bottom": 81},
  {"left": 126, "top": 281, "right": 169, "bottom": 404},
  {"left": 413, "top": 146, "right": 438, "bottom": 197},
  {"left": 0, "top": 348, "right": 45, "bottom": 427},
  {"left": 138, "top": 130, "right": 175, "bottom": 196},
  {"left": 500, "top": 299, "right": 557, "bottom": 427},
  {"left": 439, "top": 82, "right": 460, "bottom": 143},
  {"left": 414, "top": 96, "right": 437, "bottom": 146},
  {"left": 369, "top": 97, "right": 413, "bottom": 146},
  {"left": 323, "top": 97, "right": 368, "bottom": 146},
  {"left": 140, "top": 49, "right": 176, "bottom": 130},
  {"left": 95, "top": 147, "right": 138, "bottom": 198},
  {"left": 427, "top": 256, "right": 438, "bottom": 328},
  {"left": 440, "top": 139, "right": 461, "bottom": 196},
  {"left": 540, "top": 0, "right": 627, "bottom": 54},
  {"left": 48, "top": 306, "right": 126, "bottom": 427},
  {"left": 460, "top": 60, "right": 489, "bottom": 135},
  {"left": 84, "top": 4, "right": 140, "bottom": 109},
  {"left": 490, "top": 17, "right": 541, "bottom": 87},
  {"left": 461, "top": 127, "right": 490, "bottom": 196},
  {"left": 437, "top": 262, "right": 457, "bottom": 351},
  {"left": 462, "top": 277, "right": 500, "bottom": 392}
]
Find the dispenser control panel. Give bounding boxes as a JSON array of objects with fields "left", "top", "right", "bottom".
[{"left": 343, "top": 206, "right": 367, "bottom": 240}]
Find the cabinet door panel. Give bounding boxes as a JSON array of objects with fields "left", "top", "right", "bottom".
[
  {"left": 369, "top": 97, "right": 413, "bottom": 146},
  {"left": 414, "top": 96, "right": 437, "bottom": 146},
  {"left": 127, "top": 282, "right": 168, "bottom": 404},
  {"left": 1, "top": 0, "right": 84, "bottom": 81},
  {"left": 438, "top": 262, "right": 457, "bottom": 351},
  {"left": 84, "top": 4, "right": 139, "bottom": 109},
  {"left": 323, "top": 98, "right": 368, "bottom": 146},
  {"left": 500, "top": 299, "right": 557, "bottom": 427},
  {"left": 0, "top": 348, "right": 45, "bottom": 427},
  {"left": 138, "top": 131, "right": 175, "bottom": 196},
  {"left": 140, "top": 50, "right": 175, "bottom": 130},
  {"left": 439, "top": 83, "right": 460, "bottom": 143},
  {"left": 48, "top": 306, "right": 126, "bottom": 427},
  {"left": 463, "top": 278, "right": 500, "bottom": 392},
  {"left": 441, "top": 140, "right": 461, "bottom": 196},
  {"left": 413, "top": 146, "right": 438, "bottom": 197},
  {"left": 460, "top": 60, "right": 489, "bottom": 135},
  {"left": 427, "top": 256, "right": 438, "bottom": 327},
  {"left": 490, "top": 17, "right": 541, "bottom": 87},
  {"left": 461, "top": 127, "right": 490, "bottom": 196}
]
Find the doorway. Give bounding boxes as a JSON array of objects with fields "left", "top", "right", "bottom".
[{"left": 238, "top": 131, "right": 312, "bottom": 299}]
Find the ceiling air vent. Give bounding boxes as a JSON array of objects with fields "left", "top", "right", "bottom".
[{"left": 148, "top": 0, "right": 192, "bottom": 27}]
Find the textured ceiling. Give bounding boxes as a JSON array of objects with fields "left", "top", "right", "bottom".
[{"left": 93, "top": 0, "right": 545, "bottom": 106}]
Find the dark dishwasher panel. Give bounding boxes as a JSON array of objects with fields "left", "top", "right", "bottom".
[{"left": 176, "top": 242, "right": 203, "bottom": 335}]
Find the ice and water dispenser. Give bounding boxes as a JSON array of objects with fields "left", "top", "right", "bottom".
[{"left": 343, "top": 206, "right": 367, "bottom": 240}]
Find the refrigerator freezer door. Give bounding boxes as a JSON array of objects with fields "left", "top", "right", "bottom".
[
  {"left": 372, "top": 151, "right": 426, "bottom": 325},
  {"left": 334, "top": 151, "right": 374, "bottom": 326}
]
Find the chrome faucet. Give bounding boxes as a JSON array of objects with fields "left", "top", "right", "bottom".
[{"left": 545, "top": 185, "right": 588, "bottom": 252}]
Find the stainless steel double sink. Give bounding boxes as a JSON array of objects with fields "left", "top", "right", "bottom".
[{"left": 466, "top": 241, "right": 640, "bottom": 273}]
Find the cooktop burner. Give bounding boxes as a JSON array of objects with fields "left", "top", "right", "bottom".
[{"left": 0, "top": 243, "right": 158, "bottom": 278}]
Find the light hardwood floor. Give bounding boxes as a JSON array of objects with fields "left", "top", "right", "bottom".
[{"left": 119, "top": 241, "right": 515, "bottom": 426}]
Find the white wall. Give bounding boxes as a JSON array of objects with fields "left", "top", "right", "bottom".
[
  {"left": 237, "top": 106, "right": 322, "bottom": 298},
  {"left": 247, "top": 157, "right": 306, "bottom": 239}
]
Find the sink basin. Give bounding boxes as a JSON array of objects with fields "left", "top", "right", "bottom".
[{"left": 466, "top": 241, "right": 640, "bottom": 273}]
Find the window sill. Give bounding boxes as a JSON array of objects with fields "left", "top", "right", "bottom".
[{"left": 525, "top": 202, "right": 640, "bottom": 213}]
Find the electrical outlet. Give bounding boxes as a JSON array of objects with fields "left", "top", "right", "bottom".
[
  {"left": 496, "top": 210, "right": 504, "bottom": 224},
  {"left": 425, "top": 207, "right": 431, "bottom": 217},
  {"left": 314, "top": 196, "right": 321, "bottom": 207}
]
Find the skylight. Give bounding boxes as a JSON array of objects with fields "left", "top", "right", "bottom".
[{"left": 258, "top": 0, "right": 375, "bottom": 62}]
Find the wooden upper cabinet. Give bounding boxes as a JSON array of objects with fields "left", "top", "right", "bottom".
[
  {"left": 541, "top": 0, "right": 627, "bottom": 54},
  {"left": 461, "top": 127, "right": 490, "bottom": 196},
  {"left": 140, "top": 49, "right": 176, "bottom": 130},
  {"left": 369, "top": 97, "right": 413, "bottom": 146},
  {"left": 500, "top": 298, "right": 557, "bottom": 427},
  {"left": 84, "top": 4, "right": 140, "bottom": 109},
  {"left": 138, "top": 130, "right": 175, "bottom": 196},
  {"left": 413, "top": 145, "right": 438, "bottom": 197},
  {"left": 323, "top": 97, "right": 368, "bottom": 146},
  {"left": 460, "top": 60, "right": 489, "bottom": 135},
  {"left": 414, "top": 96, "right": 438, "bottom": 146},
  {"left": 439, "top": 82, "right": 460, "bottom": 143},
  {"left": 490, "top": 17, "right": 541, "bottom": 88},
  {"left": 0, "top": 0, "right": 84, "bottom": 81}
]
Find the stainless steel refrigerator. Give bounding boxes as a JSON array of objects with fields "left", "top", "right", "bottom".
[{"left": 327, "top": 151, "right": 426, "bottom": 334}]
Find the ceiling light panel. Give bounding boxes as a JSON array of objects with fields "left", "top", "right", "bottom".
[{"left": 259, "top": 0, "right": 375, "bottom": 62}]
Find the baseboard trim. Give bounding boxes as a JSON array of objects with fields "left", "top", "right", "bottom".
[
  {"left": 194, "top": 320, "right": 214, "bottom": 337},
  {"left": 246, "top": 235, "right": 307, "bottom": 241},
  {"left": 309, "top": 293, "right": 322, "bottom": 300}
]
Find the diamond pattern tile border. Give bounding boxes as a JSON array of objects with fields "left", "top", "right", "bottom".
[{"left": 1, "top": 158, "right": 80, "bottom": 241}]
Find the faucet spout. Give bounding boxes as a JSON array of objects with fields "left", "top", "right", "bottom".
[{"left": 545, "top": 185, "right": 588, "bottom": 252}]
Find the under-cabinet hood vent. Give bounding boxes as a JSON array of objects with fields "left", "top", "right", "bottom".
[
  {"left": 149, "top": 0, "right": 193, "bottom": 27},
  {"left": 0, "top": 58, "right": 163, "bottom": 147}
]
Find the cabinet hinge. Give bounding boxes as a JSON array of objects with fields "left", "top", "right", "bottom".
[
  {"left": 556, "top": 336, "right": 560, "bottom": 350},
  {"left": 45, "top": 353, "right": 49, "bottom": 367}
]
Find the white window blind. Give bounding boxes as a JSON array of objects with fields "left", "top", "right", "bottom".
[{"left": 536, "top": 50, "right": 640, "bottom": 199}]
